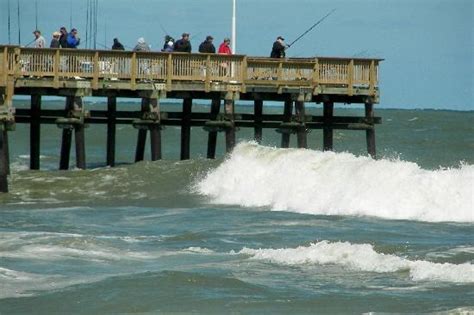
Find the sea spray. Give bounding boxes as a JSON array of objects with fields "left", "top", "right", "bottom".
[
  {"left": 196, "top": 142, "right": 474, "bottom": 222},
  {"left": 239, "top": 241, "right": 474, "bottom": 283}
]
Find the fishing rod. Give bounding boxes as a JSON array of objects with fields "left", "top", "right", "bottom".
[
  {"left": 287, "top": 8, "right": 336, "bottom": 49},
  {"left": 8, "top": 0, "right": 11, "bottom": 44}
]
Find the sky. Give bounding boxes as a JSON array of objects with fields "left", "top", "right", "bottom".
[{"left": 0, "top": 0, "right": 472, "bottom": 110}]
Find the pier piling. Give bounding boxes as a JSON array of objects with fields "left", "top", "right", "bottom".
[
  {"left": 365, "top": 102, "right": 376, "bottom": 158},
  {"left": 224, "top": 98, "right": 236, "bottom": 153},
  {"left": 295, "top": 100, "right": 307, "bottom": 149},
  {"left": 206, "top": 97, "right": 221, "bottom": 159},
  {"left": 254, "top": 99, "right": 263, "bottom": 144},
  {"left": 0, "top": 127, "right": 8, "bottom": 192},
  {"left": 281, "top": 99, "right": 293, "bottom": 148},
  {"left": 180, "top": 98, "right": 193, "bottom": 160},
  {"left": 30, "top": 94, "right": 41, "bottom": 170},
  {"left": 106, "top": 95, "right": 117, "bottom": 167},
  {"left": 323, "top": 101, "right": 334, "bottom": 151}
]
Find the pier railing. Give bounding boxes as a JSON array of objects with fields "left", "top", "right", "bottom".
[{"left": 0, "top": 46, "right": 381, "bottom": 95}]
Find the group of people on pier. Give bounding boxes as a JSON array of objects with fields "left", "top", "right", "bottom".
[{"left": 31, "top": 27, "right": 288, "bottom": 58}]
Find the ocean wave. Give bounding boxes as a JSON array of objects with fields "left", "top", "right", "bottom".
[
  {"left": 196, "top": 142, "right": 474, "bottom": 222},
  {"left": 238, "top": 241, "right": 474, "bottom": 283}
]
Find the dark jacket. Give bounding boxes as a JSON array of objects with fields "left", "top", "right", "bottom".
[
  {"left": 270, "top": 41, "right": 286, "bottom": 58},
  {"left": 174, "top": 39, "right": 191, "bottom": 53},
  {"left": 50, "top": 39, "right": 60, "bottom": 48},
  {"left": 112, "top": 40, "right": 125, "bottom": 50},
  {"left": 59, "top": 33, "right": 68, "bottom": 48},
  {"left": 198, "top": 40, "right": 216, "bottom": 53}
]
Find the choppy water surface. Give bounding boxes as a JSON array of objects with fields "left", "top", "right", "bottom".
[{"left": 0, "top": 106, "right": 473, "bottom": 314}]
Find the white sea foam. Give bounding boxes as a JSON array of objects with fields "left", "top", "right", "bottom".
[
  {"left": 239, "top": 241, "right": 474, "bottom": 283},
  {"left": 196, "top": 142, "right": 474, "bottom": 222}
]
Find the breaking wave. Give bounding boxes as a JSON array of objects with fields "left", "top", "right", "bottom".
[
  {"left": 196, "top": 142, "right": 474, "bottom": 222},
  {"left": 239, "top": 241, "right": 474, "bottom": 283}
]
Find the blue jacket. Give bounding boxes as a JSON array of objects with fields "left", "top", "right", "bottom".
[{"left": 67, "top": 33, "right": 80, "bottom": 48}]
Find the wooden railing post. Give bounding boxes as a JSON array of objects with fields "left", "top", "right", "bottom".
[
  {"left": 312, "top": 58, "right": 319, "bottom": 95},
  {"left": 166, "top": 53, "right": 172, "bottom": 90},
  {"left": 92, "top": 51, "right": 99, "bottom": 90},
  {"left": 1, "top": 47, "right": 7, "bottom": 86},
  {"left": 369, "top": 60, "right": 375, "bottom": 96},
  {"left": 241, "top": 56, "right": 248, "bottom": 92},
  {"left": 205, "top": 54, "right": 211, "bottom": 92},
  {"left": 131, "top": 52, "right": 137, "bottom": 90},
  {"left": 348, "top": 59, "right": 354, "bottom": 96},
  {"left": 53, "top": 49, "right": 60, "bottom": 88}
]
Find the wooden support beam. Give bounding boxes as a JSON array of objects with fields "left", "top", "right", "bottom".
[
  {"left": 73, "top": 97, "right": 86, "bottom": 169},
  {"left": 254, "top": 99, "right": 263, "bottom": 144},
  {"left": 30, "top": 94, "right": 41, "bottom": 170},
  {"left": 180, "top": 98, "right": 192, "bottom": 160},
  {"left": 0, "top": 127, "right": 9, "bottom": 193},
  {"left": 59, "top": 97, "right": 73, "bottom": 170},
  {"left": 106, "top": 96, "right": 116, "bottom": 167},
  {"left": 207, "top": 98, "right": 221, "bottom": 159},
  {"left": 295, "top": 101, "right": 307, "bottom": 149},
  {"left": 135, "top": 129, "right": 147, "bottom": 162},
  {"left": 149, "top": 98, "right": 161, "bottom": 161},
  {"left": 323, "top": 101, "right": 334, "bottom": 151},
  {"left": 224, "top": 99, "right": 235, "bottom": 153},
  {"left": 365, "top": 102, "right": 376, "bottom": 158},
  {"left": 281, "top": 99, "right": 293, "bottom": 148}
]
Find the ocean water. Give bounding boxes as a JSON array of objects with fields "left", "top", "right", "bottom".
[{"left": 0, "top": 103, "right": 473, "bottom": 314}]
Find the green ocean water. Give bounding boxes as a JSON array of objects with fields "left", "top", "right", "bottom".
[{"left": 0, "top": 102, "right": 473, "bottom": 314}]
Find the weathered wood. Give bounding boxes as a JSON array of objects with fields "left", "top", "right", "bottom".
[
  {"left": 181, "top": 98, "right": 193, "bottom": 160},
  {"left": 150, "top": 125, "right": 161, "bottom": 161},
  {"left": 59, "top": 97, "right": 74, "bottom": 170},
  {"left": 59, "top": 128, "right": 72, "bottom": 170},
  {"left": 224, "top": 99, "right": 235, "bottom": 153},
  {"left": 295, "top": 101, "right": 307, "bottom": 149},
  {"left": 30, "top": 94, "right": 41, "bottom": 170},
  {"left": 73, "top": 97, "right": 86, "bottom": 169},
  {"left": 106, "top": 96, "right": 116, "bottom": 167},
  {"left": 365, "top": 102, "right": 376, "bottom": 158},
  {"left": 149, "top": 98, "right": 161, "bottom": 161},
  {"left": 281, "top": 99, "right": 293, "bottom": 148},
  {"left": 135, "top": 129, "right": 147, "bottom": 162},
  {"left": 254, "top": 99, "right": 263, "bottom": 143},
  {"left": 207, "top": 98, "right": 221, "bottom": 159},
  {"left": 323, "top": 101, "right": 334, "bottom": 151},
  {"left": 0, "top": 127, "right": 8, "bottom": 193}
]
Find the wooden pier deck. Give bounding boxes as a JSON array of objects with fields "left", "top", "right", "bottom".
[{"left": 0, "top": 45, "right": 382, "bottom": 192}]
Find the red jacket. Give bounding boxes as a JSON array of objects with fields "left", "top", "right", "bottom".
[{"left": 218, "top": 42, "right": 232, "bottom": 55}]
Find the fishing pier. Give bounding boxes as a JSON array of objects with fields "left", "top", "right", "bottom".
[{"left": 0, "top": 46, "right": 382, "bottom": 192}]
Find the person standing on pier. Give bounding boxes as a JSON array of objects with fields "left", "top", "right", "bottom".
[
  {"left": 67, "top": 28, "right": 81, "bottom": 48},
  {"left": 59, "top": 27, "right": 68, "bottom": 48},
  {"left": 33, "top": 30, "right": 46, "bottom": 48},
  {"left": 50, "top": 32, "right": 61, "bottom": 48},
  {"left": 270, "top": 36, "right": 287, "bottom": 58},
  {"left": 218, "top": 38, "right": 232, "bottom": 55},
  {"left": 133, "top": 38, "right": 150, "bottom": 52},
  {"left": 199, "top": 36, "right": 216, "bottom": 53},
  {"left": 112, "top": 38, "right": 125, "bottom": 50},
  {"left": 162, "top": 35, "right": 174, "bottom": 52},
  {"left": 174, "top": 33, "right": 192, "bottom": 52}
]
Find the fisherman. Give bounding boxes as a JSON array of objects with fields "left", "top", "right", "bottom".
[
  {"left": 50, "top": 31, "right": 61, "bottom": 48},
  {"left": 59, "top": 27, "right": 68, "bottom": 48},
  {"left": 270, "top": 36, "right": 287, "bottom": 58},
  {"left": 112, "top": 38, "right": 125, "bottom": 50},
  {"left": 218, "top": 38, "right": 232, "bottom": 55},
  {"left": 198, "top": 35, "right": 215, "bottom": 53},
  {"left": 32, "top": 30, "right": 46, "bottom": 48},
  {"left": 174, "top": 33, "right": 192, "bottom": 53},
  {"left": 66, "top": 28, "right": 81, "bottom": 49},
  {"left": 133, "top": 37, "right": 150, "bottom": 52},
  {"left": 161, "top": 35, "right": 174, "bottom": 52}
]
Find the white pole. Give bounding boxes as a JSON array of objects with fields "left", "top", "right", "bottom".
[{"left": 231, "top": 0, "right": 236, "bottom": 53}]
